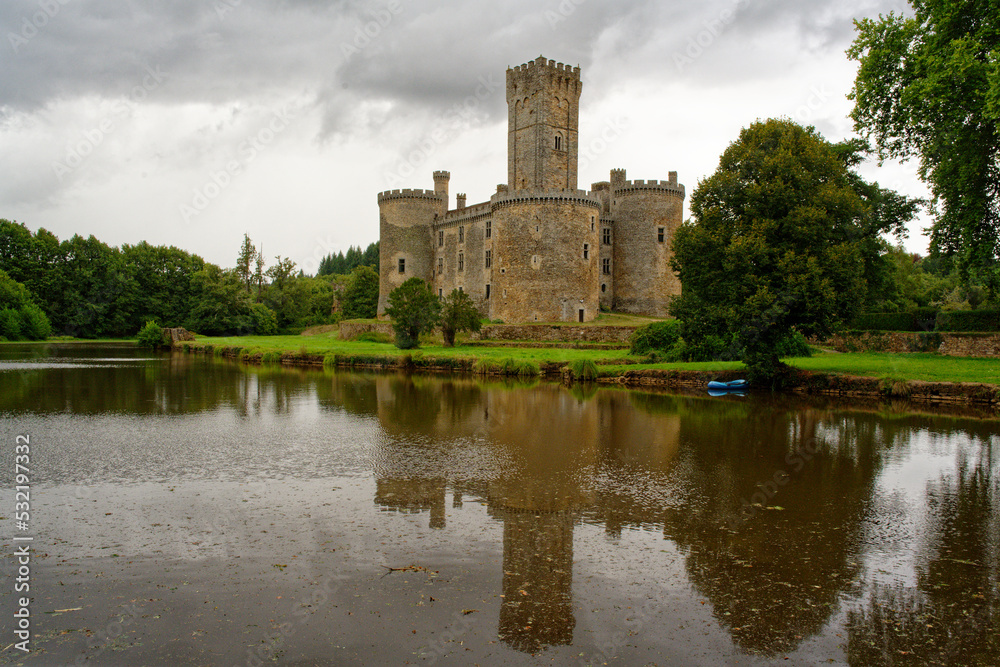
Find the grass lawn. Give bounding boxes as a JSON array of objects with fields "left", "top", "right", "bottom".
[
  {"left": 188, "top": 335, "right": 1000, "bottom": 385},
  {"left": 790, "top": 351, "right": 1000, "bottom": 385}
]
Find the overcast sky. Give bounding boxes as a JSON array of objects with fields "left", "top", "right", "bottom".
[{"left": 0, "top": 0, "right": 925, "bottom": 273}]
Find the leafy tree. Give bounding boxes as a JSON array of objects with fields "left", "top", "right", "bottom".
[
  {"left": 0, "top": 309, "right": 21, "bottom": 341},
  {"left": 136, "top": 320, "right": 167, "bottom": 349},
  {"left": 19, "top": 304, "right": 51, "bottom": 340},
  {"left": 340, "top": 265, "right": 380, "bottom": 320},
  {"left": 439, "top": 289, "right": 482, "bottom": 347},
  {"left": 384, "top": 278, "right": 440, "bottom": 349},
  {"left": 236, "top": 233, "right": 256, "bottom": 295},
  {"left": 670, "top": 119, "right": 916, "bottom": 384},
  {"left": 847, "top": 1, "right": 1000, "bottom": 295}
]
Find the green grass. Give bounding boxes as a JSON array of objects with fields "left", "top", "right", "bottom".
[
  {"left": 789, "top": 351, "right": 1000, "bottom": 384},
  {"left": 191, "top": 335, "right": 1000, "bottom": 385}
]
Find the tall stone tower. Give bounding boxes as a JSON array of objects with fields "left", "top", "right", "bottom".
[{"left": 506, "top": 56, "right": 582, "bottom": 191}]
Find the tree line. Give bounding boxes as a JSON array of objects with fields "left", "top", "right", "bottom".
[{"left": 0, "top": 221, "right": 380, "bottom": 339}]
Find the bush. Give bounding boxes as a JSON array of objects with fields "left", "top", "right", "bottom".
[
  {"left": 935, "top": 309, "right": 1000, "bottom": 332},
  {"left": 18, "top": 303, "right": 51, "bottom": 340},
  {"left": 775, "top": 330, "right": 812, "bottom": 358},
  {"left": 0, "top": 308, "right": 22, "bottom": 341},
  {"left": 249, "top": 303, "right": 278, "bottom": 336},
  {"left": 136, "top": 320, "right": 166, "bottom": 349},
  {"left": 684, "top": 334, "right": 735, "bottom": 362},
  {"left": 629, "top": 320, "right": 682, "bottom": 355},
  {"left": 852, "top": 308, "right": 940, "bottom": 332}
]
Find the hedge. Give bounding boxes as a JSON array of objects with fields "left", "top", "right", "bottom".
[
  {"left": 851, "top": 307, "right": 939, "bottom": 332},
  {"left": 935, "top": 309, "right": 1000, "bottom": 332}
]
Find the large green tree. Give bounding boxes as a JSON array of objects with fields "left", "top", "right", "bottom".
[
  {"left": 847, "top": 0, "right": 1000, "bottom": 293},
  {"left": 340, "top": 265, "right": 380, "bottom": 320},
  {"left": 438, "top": 289, "right": 482, "bottom": 347},
  {"left": 670, "top": 119, "right": 917, "bottom": 383},
  {"left": 384, "top": 278, "right": 440, "bottom": 349}
]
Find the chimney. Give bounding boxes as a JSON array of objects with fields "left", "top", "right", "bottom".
[{"left": 456, "top": 193, "right": 467, "bottom": 209}]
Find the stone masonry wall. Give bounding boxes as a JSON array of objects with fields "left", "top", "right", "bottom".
[
  {"left": 826, "top": 331, "right": 1000, "bottom": 356},
  {"left": 490, "top": 193, "right": 600, "bottom": 323}
]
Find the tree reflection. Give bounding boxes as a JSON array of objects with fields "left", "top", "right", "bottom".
[{"left": 847, "top": 439, "right": 999, "bottom": 665}]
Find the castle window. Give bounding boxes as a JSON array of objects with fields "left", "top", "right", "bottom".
[
  {"left": 601, "top": 283, "right": 607, "bottom": 293},
  {"left": 439, "top": 288, "right": 443, "bottom": 297},
  {"left": 438, "top": 231, "right": 444, "bottom": 247},
  {"left": 438, "top": 257, "right": 443, "bottom": 272},
  {"left": 583, "top": 244, "right": 590, "bottom": 260},
  {"left": 602, "top": 258, "right": 610, "bottom": 275},
  {"left": 485, "top": 250, "right": 492, "bottom": 268},
  {"left": 458, "top": 286, "right": 463, "bottom": 293},
  {"left": 603, "top": 228, "right": 611, "bottom": 245},
  {"left": 555, "top": 135, "right": 562, "bottom": 151},
  {"left": 486, "top": 284, "right": 491, "bottom": 299},
  {"left": 658, "top": 227, "right": 666, "bottom": 243},
  {"left": 459, "top": 226, "right": 464, "bottom": 243},
  {"left": 458, "top": 253, "right": 464, "bottom": 271},
  {"left": 398, "top": 258, "right": 405, "bottom": 273},
  {"left": 486, "top": 220, "right": 491, "bottom": 239}
]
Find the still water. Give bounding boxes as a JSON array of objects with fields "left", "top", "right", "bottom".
[{"left": 0, "top": 344, "right": 997, "bottom": 666}]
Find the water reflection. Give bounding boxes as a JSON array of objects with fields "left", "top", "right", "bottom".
[{"left": 2, "top": 344, "right": 997, "bottom": 661}]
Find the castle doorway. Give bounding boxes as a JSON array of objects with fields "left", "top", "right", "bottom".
[{"left": 578, "top": 309, "right": 584, "bottom": 323}]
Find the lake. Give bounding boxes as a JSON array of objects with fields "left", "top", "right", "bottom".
[{"left": 0, "top": 343, "right": 997, "bottom": 666}]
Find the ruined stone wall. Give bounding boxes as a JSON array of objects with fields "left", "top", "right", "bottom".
[
  {"left": 610, "top": 176, "right": 684, "bottom": 317},
  {"left": 377, "top": 189, "right": 443, "bottom": 315},
  {"left": 490, "top": 190, "right": 601, "bottom": 323}
]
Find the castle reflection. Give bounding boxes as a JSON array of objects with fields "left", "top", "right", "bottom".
[{"left": 341, "top": 373, "right": 996, "bottom": 659}]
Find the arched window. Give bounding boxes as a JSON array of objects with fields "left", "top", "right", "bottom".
[{"left": 555, "top": 135, "right": 562, "bottom": 151}]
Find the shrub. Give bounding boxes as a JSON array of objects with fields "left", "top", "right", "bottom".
[
  {"left": 136, "top": 320, "right": 166, "bottom": 349},
  {"left": 935, "top": 309, "right": 1000, "bottom": 332},
  {"left": 18, "top": 304, "right": 51, "bottom": 340},
  {"left": 439, "top": 289, "right": 482, "bottom": 347},
  {"left": 0, "top": 308, "right": 22, "bottom": 341},
  {"left": 567, "top": 358, "right": 600, "bottom": 381},
  {"left": 629, "top": 320, "right": 682, "bottom": 355},
  {"left": 684, "top": 334, "right": 734, "bottom": 362},
  {"left": 775, "top": 330, "right": 812, "bottom": 358},
  {"left": 249, "top": 303, "right": 278, "bottom": 336}
]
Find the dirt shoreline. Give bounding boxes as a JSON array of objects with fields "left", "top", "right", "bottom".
[{"left": 177, "top": 343, "right": 1000, "bottom": 410}]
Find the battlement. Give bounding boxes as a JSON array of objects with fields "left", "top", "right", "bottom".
[
  {"left": 377, "top": 188, "right": 445, "bottom": 203},
  {"left": 432, "top": 170, "right": 451, "bottom": 180},
  {"left": 491, "top": 188, "right": 600, "bottom": 209},
  {"left": 508, "top": 55, "right": 581, "bottom": 78},
  {"left": 591, "top": 181, "right": 611, "bottom": 191},
  {"left": 441, "top": 201, "right": 492, "bottom": 222},
  {"left": 613, "top": 179, "right": 685, "bottom": 198}
]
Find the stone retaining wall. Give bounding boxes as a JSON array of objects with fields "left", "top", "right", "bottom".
[
  {"left": 339, "top": 321, "right": 637, "bottom": 344},
  {"left": 825, "top": 331, "right": 1000, "bottom": 357}
]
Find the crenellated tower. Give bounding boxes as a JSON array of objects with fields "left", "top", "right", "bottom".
[{"left": 506, "top": 56, "right": 582, "bottom": 191}]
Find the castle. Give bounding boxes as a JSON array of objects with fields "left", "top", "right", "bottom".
[{"left": 378, "top": 56, "right": 685, "bottom": 322}]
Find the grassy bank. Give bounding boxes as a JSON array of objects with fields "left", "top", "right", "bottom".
[{"left": 188, "top": 334, "right": 1000, "bottom": 385}]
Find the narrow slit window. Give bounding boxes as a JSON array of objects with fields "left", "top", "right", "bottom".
[
  {"left": 438, "top": 257, "right": 443, "bottom": 272},
  {"left": 459, "top": 226, "right": 464, "bottom": 243},
  {"left": 658, "top": 227, "right": 666, "bottom": 243},
  {"left": 603, "top": 228, "right": 611, "bottom": 245},
  {"left": 583, "top": 244, "right": 589, "bottom": 260},
  {"left": 485, "top": 250, "right": 492, "bottom": 268},
  {"left": 485, "top": 284, "right": 491, "bottom": 299},
  {"left": 398, "top": 258, "right": 405, "bottom": 273},
  {"left": 438, "top": 230, "right": 444, "bottom": 246},
  {"left": 555, "top": 135, "right": 562, "bottom": 150},
  {"left": 458, "top": 253, "right": 464, "bottom": 271},
  {"left": 486, "top": 220, "right": 491, "bottom": 239},
  {"left": 602, "top": 258, "right": 610, "bottom": 275}
]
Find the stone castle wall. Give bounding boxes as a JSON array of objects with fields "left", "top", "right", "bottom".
[
  {"left": 490, "top": 190, "right": 601, "bottom": 322},
  {"left": 377, "top": 190, "right": 442, "bottom": 314}
]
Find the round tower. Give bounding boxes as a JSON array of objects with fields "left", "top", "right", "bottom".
[
  {"left": 377, "top": 188, "right": 444, "bottom": 315},
  {"left": 490, "top": 190, "right": 601, "bottom": 323},
  {"left": 609, "top": 171, "right": 685, "bottom": 317}
]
